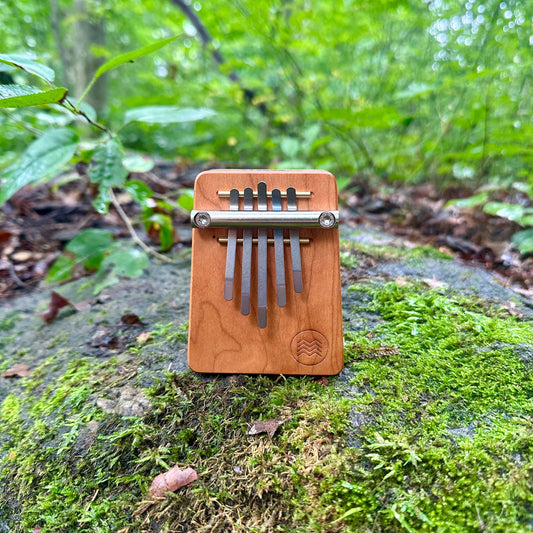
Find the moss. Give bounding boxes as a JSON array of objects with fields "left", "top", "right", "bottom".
[
  {"left": 332, "top": 281, "right": 533, "bottom": 532},
  {"left": 0, "top": 358, "right": 352, "bottom": 532},
  {"left": 2, "top": 275, "right": 531, "bottom": 532},
  {"left": 0, "top": 314, "right": 20, "bottom": 332},
  {"left": 340, "top": 239, "right": 452, "bottom": 265}
]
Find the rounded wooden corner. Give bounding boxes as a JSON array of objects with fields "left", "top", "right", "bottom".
[
  {"left": 187, "top": 357, "right": 205, "bottom": 374},
  {"left": 193, "top": 169, "right": 218, "bottom": 187}
]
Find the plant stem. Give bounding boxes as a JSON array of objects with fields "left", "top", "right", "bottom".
[
  {"left": 60, "top": 98, "right": 112, "bottom": 136},
  {"left": 109, "top": 188, "right": 173, "bottom": 263}
]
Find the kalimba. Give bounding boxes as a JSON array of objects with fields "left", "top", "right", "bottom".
[{"left": 188, "top": 170, "right": 343, "bottom": 375}]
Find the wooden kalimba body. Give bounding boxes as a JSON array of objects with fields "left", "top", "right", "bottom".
[{"left": 188, "top": 170, "right": 343, "bottom": 375}]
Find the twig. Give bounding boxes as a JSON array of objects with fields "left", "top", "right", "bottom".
[
  {"left": 3, "top": 260, "right": 28, "bottom": 288},
  {"left": 60, "top": 98, "right": 111, "bottom": 136},
  {"left": 109, "top": 188, "right": 174, "bottom": 263},
  {"left": 170, "top": 0, "right": 267, "bottom": 114}
]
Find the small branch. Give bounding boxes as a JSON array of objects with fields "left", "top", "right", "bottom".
[
  {"left": 170, "top": 0, "right": 267, "bottom": 114},
  {"left": 61, "top": 98, "right": 112, "bottom": 136},
  {"left": 109, "top": 188, "right": 174, "bottom": 263}
]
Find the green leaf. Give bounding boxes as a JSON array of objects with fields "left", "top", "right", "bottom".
[
  {"left": 77, "top": 35, "right": 179, "bottom": 107},
  {"left": 177, "top": 189, "right": 194, "bottom": 212},
  {"left": 395, "top": 82, "right": 435, "bottom": 99},
  {"left": 122, "top": 105, "right": 215, "bottom": 126},
  {"left": 125, "top": 180, "right": 154, "bottom": 207},
  {"left": 89, "top": 139, "right": 128, "bottom": 188},
  {"left": 280, "top": 137, "right": 300, "bottom": 159},
  {"left": 0, "top": 128, "right": 78, "bottom": 205},
  {"left": 483, "top": 202, "right": 525, "bottom": 222},
  {"left": 0, "top": 53, "right": 55, "bottom": 83},
  {"left": 122, "top": 154, "right": 155, "bottom": 173},
  {"left": 92, "top": 186, "right": 112, "bottom": 215},
  {"left": 446, "top": 192, "right": 489, "bottom": 209},
  {"left": 65, "top": 229, "right": 114, "bottom": 270},
  {"left": 45, "top": 255, "right": 74, "bottom": 283},
  {"left": 512, "top": 228, "right": 533, "bottom": 255},
  {"left": 100, "top": 246, "right": 149, "bottom": 278},
  {"left": 149, "top": 213, "right": 174, "bottom": 251},
  {"left": 512, "top": 182, "right": 533, "bottom": 199},
  {"left": 0, "top": 84, "right": 67, "bottom": 108}
]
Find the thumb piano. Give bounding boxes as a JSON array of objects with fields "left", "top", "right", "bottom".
[{"left": 188, "top": 170, "right": 343, "bottom": 375}]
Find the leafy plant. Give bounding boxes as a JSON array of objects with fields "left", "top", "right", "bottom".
[
  {"left": 447, "top": 182, "right": 533, "bottom": 254},
  {"left": 0, "top": 37, "right": 215, "bottom": 285}
]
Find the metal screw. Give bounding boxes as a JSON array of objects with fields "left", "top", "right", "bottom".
[
  {"left": 318, "top": 211, "right": 336, "bottom": 228},
  {"left": 194, "top": 211, "right": 211, "bottom": 228}
]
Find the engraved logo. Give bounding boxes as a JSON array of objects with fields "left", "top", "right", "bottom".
[{"left": 291, "top": 330, "right": 328, "bottom": 366}]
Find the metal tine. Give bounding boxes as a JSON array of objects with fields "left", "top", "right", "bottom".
[
  {"left": 257, "top": 182, "right": 268, "bottom": 328},
  {"left": 241, "top": 187, "right": 254, "bottom": 316},
  {"left": 223, "top": 188, "right": 239, "bottom": 301},
  {"left": 287, "top": 187, "right": 303, "bottom": 293},
  {"left": 271, "top": 189, "right": 286, "bottom": 307}
]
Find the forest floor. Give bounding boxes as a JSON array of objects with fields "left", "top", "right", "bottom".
[{"left": 0, "top": 165, "right": 532, "bottom": 532}]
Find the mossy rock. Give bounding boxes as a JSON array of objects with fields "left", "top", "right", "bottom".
[{"left": 0, "top": 229, "right": 532, "bottom": 532}]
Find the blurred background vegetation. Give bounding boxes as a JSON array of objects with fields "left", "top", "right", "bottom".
[{"left": 1, "top": 0, "right": 531, "bottom": 186}]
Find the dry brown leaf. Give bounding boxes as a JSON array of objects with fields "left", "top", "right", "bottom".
[
  {"left": 41, "top": 291, "right": 72, "bottom": 323},
  {"left": 136, "top": 331, "right": 153, "bottom": 343},
  {"left": 421, "top": 277, "right": 448, "bottom": 290},
  {"left": 121, "top": 313, "right": 145, "bottom": 326},
  {"left": 149, "top": 465, "right": 197, "bottom": 499},
  {"left": 248, "top": 419, "right": 285, "bottom": 439},
  {"left": 2, "top": 363, "right": 31, "bottom": 378}
]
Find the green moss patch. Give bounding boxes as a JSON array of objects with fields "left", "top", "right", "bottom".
[
  {"left": 340, "top": 239, "right": 452, "bottom": 269},
  {"left": 0, "top": 358, "right": 352, "bottom": 532},
  {"left": 335, "top": 281, "right": 533, "bottom": 532},
  {"left": 1, "top": 275, "right": 532, "bottom": 532}
]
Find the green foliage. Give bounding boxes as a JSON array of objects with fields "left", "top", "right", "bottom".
[
  {"left": 46, "top": 229, "right": 148, "bottom": 294},
  {"left": 512, "top": 228, "right": 533, "bottom": 254},
  {"left": 122, "top": 106, "right": 216, "bottom": 126},
  {"left": 448, "top": 188, "right": 533, "bottom": 255},
  {"left": 65, "top": 228, "right": 114, "bottom": 270},
  {"left": 0, "top": 33, "right": 215, "bottom": 287},
  {"left": 0, "top": 53, "right": 56, "bottom": 83},
  {"left": 1, "top": 0, "right": 532, "bottom": 191},
  {"left": 76, "top": 35, "right": 179, "bottom": 107},
  {"left": 89, "top": 138, "right": 128, "bottom": 214},
  {"left": 0, "top": 128, "right": 78, "bottom": 204},
  {"left": 0, "top": 84, "right": 67, "bottom": 108}
]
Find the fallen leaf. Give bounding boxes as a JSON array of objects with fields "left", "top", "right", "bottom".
[
  {"left": 248, "top": 419, "right": 286, "bottom": 439},
  {"left": 73, "top": 299, "right": 91, "bottom": 312},
  {"left": 136, "top": 331, "right": 153, "bottom": 343},
  {"left": 149, "top": 466, "right": 197, "bottom": 499},
  {"left": 421, "top": 277, "right": 448, "bottom": 289},
  {"left": 121, "top": 313, "right": 145, "bottom": 325},
  {"left": 2, "top": 363, "right": 31, "bottom": 378},
  {"left": 91, "top": 328, "right": 119, "bottom": 349},
  {"left": 41, "top": 291, "right": 73, "bottom": 323}
]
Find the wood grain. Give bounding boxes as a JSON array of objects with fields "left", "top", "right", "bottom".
[{"left": 188, "top": 170, "right": 343, "bottom": 375}]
